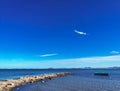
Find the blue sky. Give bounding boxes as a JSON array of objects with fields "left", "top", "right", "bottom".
[{"left": 0, "top": 0, "right": 120, "bottom": 68}]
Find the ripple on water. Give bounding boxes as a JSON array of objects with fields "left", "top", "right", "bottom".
[{"left": 14, "top": 75, "right": 120, "bottom": 91}]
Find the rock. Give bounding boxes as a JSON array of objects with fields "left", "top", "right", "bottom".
[{"left": 0, "top": 72, "right": 72, "bottom": 91}]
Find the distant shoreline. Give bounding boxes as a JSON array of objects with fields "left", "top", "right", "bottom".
[{"left": 0, "top": 67, "right": 120, "bottom": 70}]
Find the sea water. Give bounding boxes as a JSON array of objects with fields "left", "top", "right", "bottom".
[
  {"left": 0, "top": 69, "right": 120, "bottom": 81},
  {"left": 1, "top": 69, "right": 120, "bottom": 91}
]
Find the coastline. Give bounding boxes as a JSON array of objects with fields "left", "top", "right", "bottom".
[{"left": 0, "top": 72, "right": 72, "bottom": 91}]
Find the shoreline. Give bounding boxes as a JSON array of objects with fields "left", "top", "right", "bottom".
[{"left": 0, "top": 72, "right": 72, "bottom": 91}]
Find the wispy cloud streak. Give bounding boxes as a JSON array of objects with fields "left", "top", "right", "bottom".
[
  {"left": 74, "top": 30, "right": 87, "bottom": 35},
  {"left": 40, "top": 53, "right": 58, "bottom": 57},
  {"left": 110, "top": 50, "right": 120, "bottom": 54},
  {"left": 1, "top": 55, "right": 120, "bottom": 68}
]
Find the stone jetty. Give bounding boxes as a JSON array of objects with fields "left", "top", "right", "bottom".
[{"left": 0, "top": 72, "right": 72, "bottom": 91}]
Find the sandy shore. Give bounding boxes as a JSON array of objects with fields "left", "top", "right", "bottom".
[{"left": 0, "top": 72, "right": 72, "bottom": 91}]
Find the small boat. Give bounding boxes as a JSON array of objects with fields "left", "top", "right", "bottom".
[{"left": 94, "top": 72, "right": 109, "bottom": 76}]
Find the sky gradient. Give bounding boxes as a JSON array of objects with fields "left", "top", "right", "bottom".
[{"left": 0, "top": 0, "right": 120, "bottom": 68}]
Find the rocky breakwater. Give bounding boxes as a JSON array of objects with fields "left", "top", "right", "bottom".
[{"left": 0, "top": 72, "right": 72, "bottom": 91}]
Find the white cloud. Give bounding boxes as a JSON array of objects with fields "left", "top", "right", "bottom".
[
  {"left": 48, "top": 55, "right": 120, "bottom": 68},
  {"left": 74, "top": 30, "right": 87, "bottom": 35},
  {"left": 1, "top": 55, "right": 120, "bottom": 68},
  {"left": 27, "top": 55, "right": 120, "bottom": 68},
  {"left": 110, "top": 51, "right": 120, "bottom": 54},
  {"left": 40, "top": 53, "right": 58, "bottom": 57},
  {"left": 68, "top": 55, "right": 120, "bottom": 62}
]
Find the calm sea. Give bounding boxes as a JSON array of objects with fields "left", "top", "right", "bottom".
[
  {"left": 1, "top": 69, "right": 120, "bottom": 91},
  {"left": 0, "top": 69, "right": 120, "bottom": 80}
]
